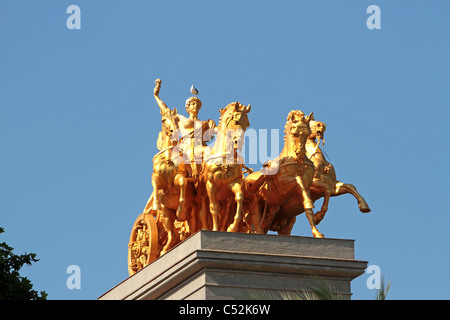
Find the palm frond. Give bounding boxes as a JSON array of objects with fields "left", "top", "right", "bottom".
[
  {"left": 308, "top": 278, "right": 341, "bottom": 300},
  {"left": 375, "top": 276, "right": 392, "bottom": 300}
]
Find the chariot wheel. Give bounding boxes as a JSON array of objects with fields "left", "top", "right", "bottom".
[{"left": 127, "top": 211, "right": 159, "bottom": 276}]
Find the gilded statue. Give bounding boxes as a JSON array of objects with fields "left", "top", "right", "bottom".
[{"left": 127, "top": 79, "right": 371, "bottom": 275}]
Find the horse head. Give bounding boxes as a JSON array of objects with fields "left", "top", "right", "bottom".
[
  {"left": 284, "top": 110, "right": 313, "bottom": 143},
  {"left": 308, "top": 114, "right": 327, "bottom": 145},
  {"left": 219, "top": 101, "right": 251, "bottom": 131},
  {"left": 160, "top": 107, "right": 180, "bottom": 143},
  {"left": 216, "top": 102, "right": 251, "bottom": 152}
]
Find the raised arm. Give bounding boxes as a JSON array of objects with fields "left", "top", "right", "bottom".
[{"left": 154, "top": 79, "right": 170, "bottom": 115}]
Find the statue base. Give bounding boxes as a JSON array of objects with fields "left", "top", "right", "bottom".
[{"left": 99, "top": 231, "right": 367, "bottom": 300}]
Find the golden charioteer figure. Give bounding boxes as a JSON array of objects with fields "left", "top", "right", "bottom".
[{"left": 127, "top": 79, "right": 371, "bottom": 275}]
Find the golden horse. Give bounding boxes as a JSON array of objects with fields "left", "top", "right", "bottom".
[
  {"left": 306, "top": 117, "right": 371, "bottom": 225},
  {"left": 245, "top": 110, "right": 324, "bottom": 238},
  {"left": 144, "top": 107, "right": 196, "bottom": 255},
  {"left": 198, "top": 102, "right": 252, "bottom": 233}
]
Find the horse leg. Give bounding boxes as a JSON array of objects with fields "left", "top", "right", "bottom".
[
  {"left": 206, "top": 180, "right": 220, "bottom": 231},
  {"left": 160, "top": 207, "right": 176, "bottom": 255},
  {"left": 310, "top": 180, "right": 332, "bottom": 225},
  {"left": 278, "top": 217, "right": 296, "bottom": 236},
  {"left": 151, "top": 174, "right": 164, "bottom": 211},
  {"left": 227, "top": 182, "right": 244, "bottom": 232},
  {"left": 220, "top": 200, "right": 232, "bottom": 232},
  {"left": 263, "top": 206, "right": 278, "bottom": 233},
  {"left": 305, "top": 208, "right": 324, "bottom": 238},
  {"left": 187, "top": 203, "right": 198, "bottom": 234},
  {"left": 174, "top": 173, "right": 187, "bottom": 220},
  {"left": 196, "top": 182, "right": 210, "bottom": 230},
  {"left": 295, "top": 176, "right": 323, "bottom": 238},
  {"left": 199, "top": 191, "right": 210, "bottom": 230},
  {"left": 295, "top": 176, "right": 314, "bottom": 210},
  {"left": 334, "top": 182, "right": 371, "bottom": 213},
  {"left": 250, "top": 196, "right": 264, "bottom": 234}
]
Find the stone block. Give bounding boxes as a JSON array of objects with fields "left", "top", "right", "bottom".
[{"left": 99, "top": 231, "right": 367, "bottom": 300}]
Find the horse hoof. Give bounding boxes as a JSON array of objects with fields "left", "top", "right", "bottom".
[
  {"left": 312, "top": 230, "right": 324, "bottom": 238},
  {"left": 359, "top": 203, "right": 371, "bottom": 213},
  {"left": 227, "top": 225, "right": 238, "bottom": 233}
]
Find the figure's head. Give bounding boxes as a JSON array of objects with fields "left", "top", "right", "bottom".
[{"left": 185, "top": 97, "right": 202, "bottom": 117}]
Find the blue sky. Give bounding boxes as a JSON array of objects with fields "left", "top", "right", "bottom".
[{"left": 1, "top": 1, "right": 449, "bottom": 300}]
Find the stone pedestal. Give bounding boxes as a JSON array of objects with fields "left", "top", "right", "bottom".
[{"left": 99, "top": 231, "right": 367, "bottom": 300}]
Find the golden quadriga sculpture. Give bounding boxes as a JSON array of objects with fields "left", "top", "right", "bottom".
[{"left": 128, "top": 79, "right": 371, "bottom": 275}]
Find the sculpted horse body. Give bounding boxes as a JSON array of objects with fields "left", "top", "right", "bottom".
[
  {"left": 199, "top": 102, "right": 252, "bottom": 233},
  {"left": 306, "top": 118, "right": 371, "bottom": 225},
  {"left": 245, "top": 110, "right": 323, "bottom": 238}
]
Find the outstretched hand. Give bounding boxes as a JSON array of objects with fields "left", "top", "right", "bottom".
[{"left": 154, "top": 79, "right": 162, "bottom": 96}]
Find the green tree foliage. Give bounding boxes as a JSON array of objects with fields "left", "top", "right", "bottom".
[{"left": 0, "top": 227, "right": 47, "bottom": 300}]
